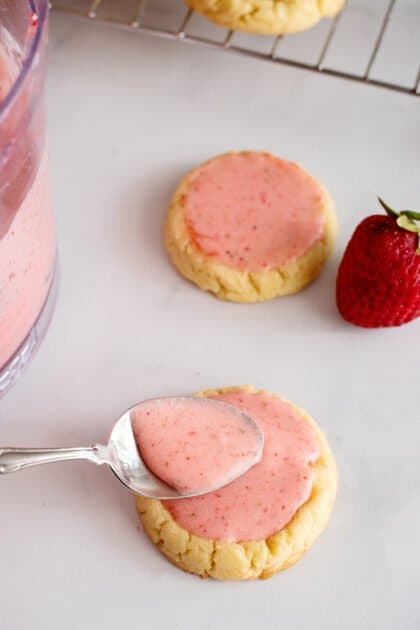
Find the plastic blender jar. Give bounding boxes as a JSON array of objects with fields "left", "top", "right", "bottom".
[{"left": 0, "top": 0, "right": 56, "bottom": 398}]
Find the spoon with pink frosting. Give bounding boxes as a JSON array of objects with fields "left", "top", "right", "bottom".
[{"left": 0, "top": 397, "right": 264, "bottom": 499}]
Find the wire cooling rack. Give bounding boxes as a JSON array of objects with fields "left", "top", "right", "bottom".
[{"left": 51, "top": 0, "right": 420, "bottom": 97}]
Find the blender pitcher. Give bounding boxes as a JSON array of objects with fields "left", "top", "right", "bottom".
[{"left": 0, "top": 0, "right": 56, "bottom": 397}]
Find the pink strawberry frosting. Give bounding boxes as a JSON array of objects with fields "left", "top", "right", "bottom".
[{"left": 184, "top": 152, "right": 325, "bottom": 272}]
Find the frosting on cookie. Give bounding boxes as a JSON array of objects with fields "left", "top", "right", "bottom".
[
  {"left": 184, "top": 152, "right": 325, "bottom": 272},
  {"left": 164, "top": 391, "right": 319, "bottom": 542}
]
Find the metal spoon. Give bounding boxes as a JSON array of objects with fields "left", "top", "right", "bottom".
[{"left": 0, "top": 397, "right": 264, "bottom": 499}]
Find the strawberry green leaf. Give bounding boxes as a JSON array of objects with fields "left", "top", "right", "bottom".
[{"left": 401, "top": 210, "right": 420, "bottom": 222}]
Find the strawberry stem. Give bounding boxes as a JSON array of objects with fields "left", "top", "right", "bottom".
[
  {"left": 378, "top": 197, "right": 420, "bottom": 255},
  {"left": 378, "top": 197, "right": 398, "bottom": 218}
]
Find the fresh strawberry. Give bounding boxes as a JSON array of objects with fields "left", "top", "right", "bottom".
[{"left": 336, "top": 198, "right": 420, "bottom": 328}]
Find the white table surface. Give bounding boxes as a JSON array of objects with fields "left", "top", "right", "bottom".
[{"left": 1, "top": 10, "right": 419, "bottom": 630}]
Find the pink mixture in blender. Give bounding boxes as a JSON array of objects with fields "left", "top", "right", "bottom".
[{"left": 0, "top": 0, "right": 56, "bottom": 396}]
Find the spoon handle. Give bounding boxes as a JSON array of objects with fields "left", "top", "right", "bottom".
[{"left": 0, "top": 445, "right": 108, "bottom": 474}]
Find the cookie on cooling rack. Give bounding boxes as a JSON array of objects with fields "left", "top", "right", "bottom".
[
  {"left": 164, "top": 151, "right": 337, "bottom": 303},
  {"left": 136, "top": 385, "right": 337, "bottom": 581},
  {"left": 185, "top": 0, "right": 345, "bottom": 35}
]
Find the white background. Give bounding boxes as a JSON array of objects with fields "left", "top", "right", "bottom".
[{"left": 0, "top": 6, "right": 419, "bottom": 629}]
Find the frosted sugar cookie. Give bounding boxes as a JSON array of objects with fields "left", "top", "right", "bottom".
[
  {"left": 165, "top": 152, "right": 337, "bottom": 302},
  {"left": 136, "top": 385, "right": 337, "bottom": 580}
]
